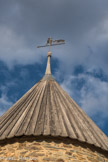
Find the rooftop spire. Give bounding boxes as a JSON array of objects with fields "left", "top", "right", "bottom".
[
  {"left": 45, "top": 51, "right": 51, "bottom": 75},
  {"left": 45, "top": 38, "right": 52, "bottom": 75},
  {"left": 37, "top": 37, "right": 65, "bottom": 75}
]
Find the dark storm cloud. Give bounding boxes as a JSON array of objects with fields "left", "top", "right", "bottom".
[
  {"left": 0, "top": 0, "right": 108, "bottom": 73},
  {"left": 0, "top": 0, "right": 108, "bottom": 42}
]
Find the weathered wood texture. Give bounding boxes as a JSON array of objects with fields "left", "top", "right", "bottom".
[{"left": 0, "top": 74, "right": 108, "bottom": 151}]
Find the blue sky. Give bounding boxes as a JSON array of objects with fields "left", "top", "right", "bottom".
[{"left": 0, "top": 0, "right": 108, "bottom": 136}]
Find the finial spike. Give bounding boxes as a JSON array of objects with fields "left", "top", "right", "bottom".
[{"left": 45, "top": 51, "right": 51, "bottom": 75}]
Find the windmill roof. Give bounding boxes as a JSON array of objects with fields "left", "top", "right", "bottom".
[{"left": 0, "top": 51, "right": 108, "bottom": 151}]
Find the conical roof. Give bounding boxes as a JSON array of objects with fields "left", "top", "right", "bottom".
[{"left": 0, "top": 51, "right": 108, "bottom": 151}]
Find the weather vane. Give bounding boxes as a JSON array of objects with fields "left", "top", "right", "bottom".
[{"left": 37, "top": 37, "right": 65, "bottom": 52}]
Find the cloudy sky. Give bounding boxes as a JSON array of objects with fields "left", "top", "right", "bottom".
[{"left": 0, "top": 0, "right": 108, "bottom": 136}]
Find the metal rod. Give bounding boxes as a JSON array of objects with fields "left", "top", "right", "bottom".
[{"left": 37, "top": 43, "right": 65, "bottom": 48}]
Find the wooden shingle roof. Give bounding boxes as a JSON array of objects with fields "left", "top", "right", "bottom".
[{"left": 0, "top": 51, "right": 108, "bottom": 151}]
